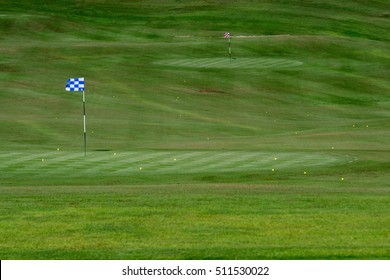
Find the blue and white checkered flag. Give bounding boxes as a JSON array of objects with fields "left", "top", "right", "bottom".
[{"left": 66, "top": 77, "right": 85, "bottom": 92}]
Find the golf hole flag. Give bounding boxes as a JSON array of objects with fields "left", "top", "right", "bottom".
[
  {"left": 66, "top": 77, "right": 85, "bottom": 92},
  {"left": 224, "top": 32, "right": 232, "bottom": 62},
  {"left": 65, "top": 77, "right": 87, "bottom": 156}
]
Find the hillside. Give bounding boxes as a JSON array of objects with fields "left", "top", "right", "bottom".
[{"left": 0, "top": 0, "right": 389, "bottom": 259}]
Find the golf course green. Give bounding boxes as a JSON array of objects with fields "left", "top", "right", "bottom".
[{"left": 0, "top": 0, "right": 389, "bottom": 259}]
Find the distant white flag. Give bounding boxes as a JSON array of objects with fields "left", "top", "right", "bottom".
[
  {"left": 224, "top": 33, "right": 232, "bottom": 62},
  {"left": 66, "top": 77, "right": 85, "bottom": 92}
]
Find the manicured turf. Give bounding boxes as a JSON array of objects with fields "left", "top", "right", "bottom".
[
  {"left": 0, "top": 0, "right": 389, "bottom": 259},
  {"left": 155, "top": 57, "right": 303, "bottom": 68},
  {"left": 1, "top": 184, "right": 389, "bottom": 260},
  {"left": 0, "top": 150, "right": 348, "bottom": 180}
]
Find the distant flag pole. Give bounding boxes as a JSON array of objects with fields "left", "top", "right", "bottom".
[
  {"left": 224, "top": 32, "right": 232, "bottom": 63},
  {"left": 65, "top": 77, "right": 87, "bottom": 156},
  {"left": 82, "top": 90, "right": 86, "bottom": 157}
]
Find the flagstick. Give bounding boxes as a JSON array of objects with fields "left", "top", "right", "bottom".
[
  {"left": 228, "top": 37, "right": 232, "bottom": 63},
  {"left": 82, "top": 90, "right": 87, "bottom": 157}
]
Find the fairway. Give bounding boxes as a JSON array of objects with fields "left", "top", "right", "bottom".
[
  {"left": 0, "top": 150, "right": 348, "bottom": 179},
  {"left": 155, "top": 57, "right": 303, "bottom": 69},
  {"left": 1, "top": 0, "right": 389, "bottom": 260}
]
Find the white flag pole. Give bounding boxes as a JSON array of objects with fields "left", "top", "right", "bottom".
[
  {"left": 65, "top": 78, "right": 87, "bottom": 156},
  {"left": 225, "top": 32, "right": 232, "bottom": 63},
  {"left": 228, "top": 36, "right": 232, "bottom": 63},
  {"left": 82, "top": 90, "right": 87, "bottom": 157}
]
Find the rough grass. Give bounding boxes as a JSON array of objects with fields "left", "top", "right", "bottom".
[
  {"left": 1, "top": 184, "right": 389, "bottom": 259},
  {"left": 0, "top": 0, "right": 389, "bottom": 259}
]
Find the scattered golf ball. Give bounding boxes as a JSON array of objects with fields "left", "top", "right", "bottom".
[
  {"left": 341, "top": 177, "right": 344, "bottom": 181},
  {"left": 304, "top": 171, "right": 307, "bottom": 175},
  {"left": 274, "top": 157, "right": 278, "bottom": 160},
  {"left": 173, "top": 158, "right": 176, "bottom": 161},
  {"left": 57, "top": 148, "right": 60, "bottom": 151},
  {"left": 114, "top": 153, "right": 116, "bottom": 156},
  {"left": 139, "top": 167, "right": 142, "bottom": 170},
  {"left": 271, "top": 168, "right": 275, "bottom": 172},
  {"left": 331, "top": 147, "right": 335, "bottom": 150},
  {"left": 41, "top": 159, "right": 44, "bottom": 162}
]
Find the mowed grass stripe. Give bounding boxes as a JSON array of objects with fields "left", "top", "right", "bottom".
[
  {"left": 155, "top": 58, "right": 303, "bottom": 69},
  {"left": 220, "top": 154, "right": 272, "bottom": 172},
  {"left": 230, "top": 58, "right": 264, "bottom": 68},
  {"left": 0, "top": 152, "right": 52, "bottom": 169},
  {"left": 273, "top": 153, "right": 339, "bottom": 170},
  {"left": 188, "top": 152, "right": 263, "bottom": 173},
  {"left": 0, "top": 151, "right": 348, "bottom": 178},
  {"left": 0, "top": 151, "right": 62, "bottom": 177},
  {"left": 178, "top": 152, "right": 240, "bottom": 173},
  {"left": 168, "top": 151, "right": 246, "bottom": 172},
  {"left": 78, "top": 151, "right": 171, "bottom": 175},
  {"left": 174, "top": 58, "right": 228, "bottom": 68},
  {"left": 232, "top": 59, "right": 262, "bottom": 68},
  {"left": 144, "top": 151, "right": 216, "bottom": 174},
  {"left": 198, "top": 58, "right": 231, "bottom": 68},
  {"left": 17, "top": 152, "right": 83, "bottom": 175},
  {"left": 149, "top": 151, "right": 210, "bottom": 173},
  {"left": 117, "top": 151, "right": 177, "bottom": 173},
  {"left": 34, "top": 151, "right": 115, "bottom": 177}
]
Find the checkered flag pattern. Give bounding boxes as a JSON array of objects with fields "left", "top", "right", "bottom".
[
  {"left": 66, "top": 77, "right": 85, "bottom": 92},
  {"left": 224, "top": 32, "right": 230, "bottom": 38}
]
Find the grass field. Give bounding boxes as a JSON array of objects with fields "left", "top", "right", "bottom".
[{"left": 0, "top": 0, "right": 389, "bottom": 259}]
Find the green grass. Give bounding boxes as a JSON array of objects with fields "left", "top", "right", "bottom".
[
  {"left": 0, "top": 0, "right": 389, "bottom": 259},
  {"left": 155, "top": 57, "right": 303, "bottom": 68},
  {"left": 1, "top": 184, "right": 389, "bottom": 259},
  {"left": 0, "top": 150, "right": 350, "bottom": 186}
]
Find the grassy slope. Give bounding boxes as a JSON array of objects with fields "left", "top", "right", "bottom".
[{"left": 0, "top": 0, "right": 389, "bottom": 259}]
